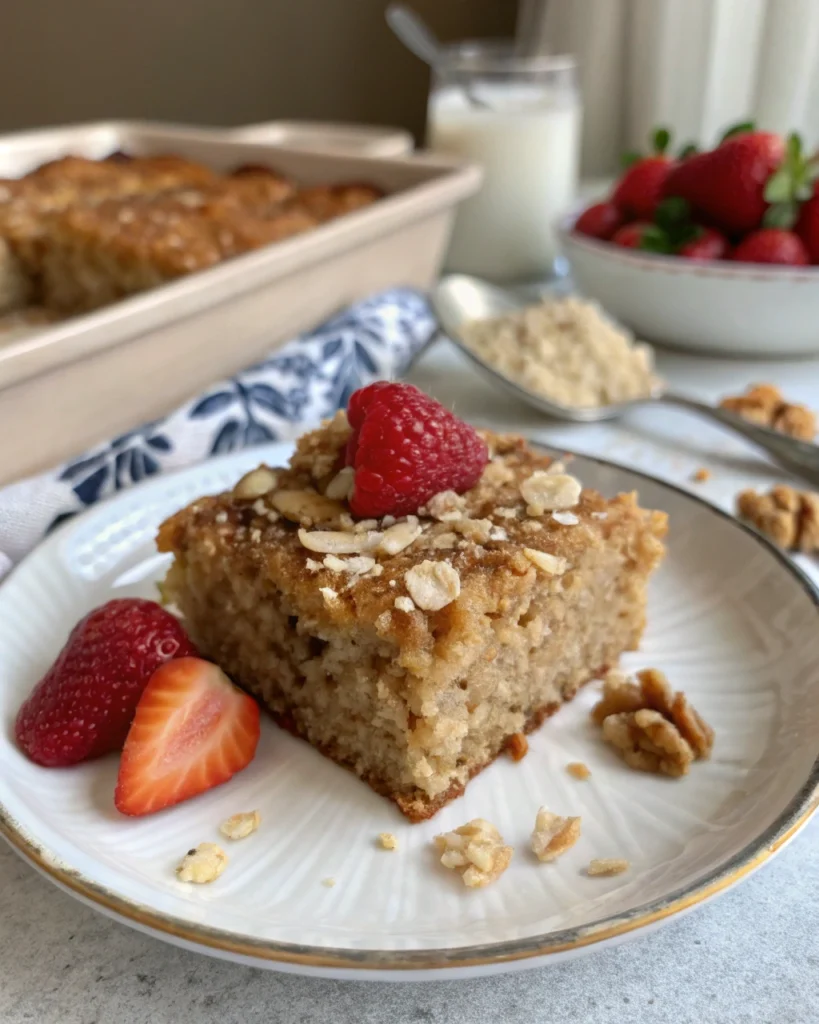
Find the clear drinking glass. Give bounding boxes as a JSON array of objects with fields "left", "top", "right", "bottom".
[{"left": 426, "top": 44, "right": 581, "bottom": 282}]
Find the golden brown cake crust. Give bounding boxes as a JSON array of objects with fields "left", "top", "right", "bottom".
[
  {"left": 158, "top": 431, "right": 666, "bottom": 674},
  {"left": 0, "top": 154, "right": 383, "bottom": 314},
  {"left": 158, "top": 423, "right": 667, "bottom": 820}
]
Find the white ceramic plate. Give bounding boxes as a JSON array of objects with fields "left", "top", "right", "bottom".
[
  {"left": 2, "top": 444, "right": 819, "bottom": 981},
  {"left": 559, "top": 211, "right": 819, "bottom": 356}
]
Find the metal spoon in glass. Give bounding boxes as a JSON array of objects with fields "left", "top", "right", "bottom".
[
  {"left": 385, "top": 4, "right": 490, "bottom": 109},
  {"left": 431, "top": 274, "right": 819, "bottom": 488}
]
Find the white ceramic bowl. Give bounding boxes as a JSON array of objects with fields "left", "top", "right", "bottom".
[{"left": 559, "top": 212, "right": 819, "bottom": 357}]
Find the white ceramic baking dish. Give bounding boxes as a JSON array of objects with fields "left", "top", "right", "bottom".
[
  {"left": 226, "top": 120, "right": 414, "bottom": 157},
  {"left": 0, "top": 121, "right": 480, "bottom": 485}
]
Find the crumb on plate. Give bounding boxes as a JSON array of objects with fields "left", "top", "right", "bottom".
[
  {"left": 587, "top": 857, "right": 629, "bottom": 877},
  {"left": 219, "top": 810, "right": 261, "bottom": 840},
  {"left": 530, "top": 808, "right": 581, "bottom": 862},
  {"left": 175, "top": 843, "right": 228, "bottom": 884},
  {"left": 435, "top": 818, "right": 513, "bottom": 888}
]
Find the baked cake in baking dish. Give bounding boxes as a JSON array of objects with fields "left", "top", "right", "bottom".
[
  {"left": 0, "top": 151, "right": 382, "bottom": 315},
  {"left": 157, "top": 385, "right": 667, "bottom": 821}
]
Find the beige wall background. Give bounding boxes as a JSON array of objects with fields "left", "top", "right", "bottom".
[{"left": 0, "top": 0, "right": 517, "bottom": 140}]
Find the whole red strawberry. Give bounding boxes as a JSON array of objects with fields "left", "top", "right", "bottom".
[
  {"left": 345, "top": 382, "right": 488, "bottom": 518},
  {"left": 679, "top": 227, "right": 729, "bottom": 260},
  {"left": 796, "top": 182, "right": 819, "bottom": 263},
  {"left": 732, "top": 228, "right": 809, "bottom": 266},
  {"left": 15, "top": 598, "right": 197, "bottom": 767},
  {"left": 662, "top": 131, "right": 785, "bottom": 234},
  {"left": 574, "top": 201, "right": 624, "bottom": 241},
  {"left": 613, "top": 158, "right": 673, "bottom": 220},
  {"left": 611, "top": 128, "right": 675, "bottom": 219}
]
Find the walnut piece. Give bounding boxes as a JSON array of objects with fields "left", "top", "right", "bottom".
[
  {"left": 590, "top": 671, "right": 646, "bottom": 724},
  {"left": 378, "top": 832, "right": 398, "bottom": 851},
  {"left": 176, "top": 843, "right": 228, "bottom": 883},
  {"left": 720, "top": 384, "right": 816, "bottom": 441},
  {"left": 592, "top": 667, "right": 713, "bottom": 775},
  {"left": 404, "top": 560, "right": 461, "bottom": 611},
  {"left": 520, "top": 471, "right": 582, "bottom": 516},
  {"left": 530, "top": 808, "right": 581, "bottom": 862},
  {"left": 219, "top": 810, "right": 261, "bottom": 840},
  {"left": 603, "top": 709, "right": 694, "bottom": 777},
  {"left": 233, "top": 466, "right": 278, "bottom": 500},
  {"left": 736, "top": 485, "right": 819, "bottom": 552},
  {"left": 506, "top": 732, "right": 528, "bottom": 761},
  {"left": 587, "top": 858, "right": 629, "bottom": 877},
  {"left": 434, "top": 818, "right": 513, "bottom": 888},
  {"left": 566, "top": 761, "right": 591, "bottom": 780}
]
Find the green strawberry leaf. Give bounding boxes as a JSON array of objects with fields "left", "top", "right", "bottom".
[
  {"left": 652, "top": 127, "right": 672, "bottom": 155},
  {"left": 678, "top": 142, "right": 699, "bottom": 159},
  {"left": 763, "top": 132, "right": 816, "bottom": 209},
  {"left": 676, "top": 223, "right": 704, "bottom": 249},
  {"left": 654, "top": 196, "right": 691, "bottom": 231},
  {"left": 720, "top": 120, "right": 755, "bottom": 143},
  {"left": 621, "top": 150, "right": 641, "bottom": 169},
  {"left": 787, "top": 132, "right": 803, "bottom": 164},
  {"left": 639, "top": 224, "right": 673, "bottom": 254},
  {"left": 764, "top": 167, "right": 794, "bottom": 203},
  {"left": 763, "top": 201, "right": 799, "bottom": 230}
]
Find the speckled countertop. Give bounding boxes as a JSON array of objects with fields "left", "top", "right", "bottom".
[{"left": 3, "top": 341, "right": 819, "bottom": 1023}]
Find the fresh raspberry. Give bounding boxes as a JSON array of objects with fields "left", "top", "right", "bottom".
[
  {"left": 345, "top": 382, "right": 488, "bottom": 518},
  {"left": 15, "top": 598, "right": 197, "bottom": 767}
]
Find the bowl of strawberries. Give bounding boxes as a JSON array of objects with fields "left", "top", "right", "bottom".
[{"left": 560, "top": 124, "right": 819, "bottom": 355}]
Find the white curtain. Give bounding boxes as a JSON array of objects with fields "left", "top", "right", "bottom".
[{"left": 518, "top": 0, "right": 819, "bottom": 176}]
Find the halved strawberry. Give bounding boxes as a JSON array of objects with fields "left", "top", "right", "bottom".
[{"left": 115, "top": 657, "right": 260, "bottom": 816}]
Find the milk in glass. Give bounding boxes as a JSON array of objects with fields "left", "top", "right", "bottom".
[{"left": 427, "top": 51, "right": 580, "bottom": 281}]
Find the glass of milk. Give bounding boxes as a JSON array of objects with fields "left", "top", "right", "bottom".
[{"left": 427, "top": 44, "right": 581, "bottom": 282}]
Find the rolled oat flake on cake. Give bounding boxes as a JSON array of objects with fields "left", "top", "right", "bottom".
[
  {"left": 521, "top": 472, "right": 582, "bottom": 516},
  {"left": 404, "top": 560, "right": 461, "bottom": 611}
]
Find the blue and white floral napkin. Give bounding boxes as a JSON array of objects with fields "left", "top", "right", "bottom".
[{"left": 0, "top": 288, "right": 436, "bottom": 578}]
